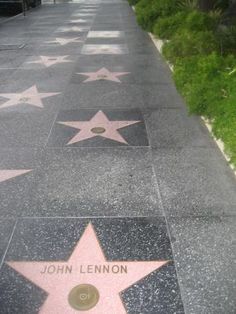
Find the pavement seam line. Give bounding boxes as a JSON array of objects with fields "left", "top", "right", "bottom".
[{"left": 0, "top": 219, "right": 18, "bottom": 270}]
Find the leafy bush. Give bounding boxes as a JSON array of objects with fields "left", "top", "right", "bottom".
[
  {"left": 162, "top": 30, "right": 218, "bottom": 64},
  {"left": 154, "top": 9, "right": 221, "bottom": 40},
  {"left": 135, "top": 0, "right": 159, "bottom": 31},
  {"left": 153, "top": 11, "right": 188, "bottom": 39},
  {"left": 173, "top": 53, "right": 236, "bottom": 164},
  {"left": 184, "top": 10, "right": 220, "bottom": 31},
  {"left": 127, "top": 0, "right": 140, "bottom": 5},
  {"left": 216, "top": 25, "right": 236, "bottom": 55},
  {"left": 174, "top": 53, "right": 236, "bottom": 161},
  {"left": 174, "top": 54, "right": 226, "bottom": 115},
  {"left": 135, "top": 0, "right": 179, "bottom": 32}
]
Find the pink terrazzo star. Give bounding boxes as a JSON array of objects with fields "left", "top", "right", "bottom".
[
  {"left": 0, "top": 169, "right": 32, "bottom": 183},
  {"left": 77, "top": 67, "right": 130, "bottom": 83},
  {"left": 68, "top": 19, "right": 88, "bottom": 23},
  {"left": 0, "top": 85, "right": 60, "bottom": 109},
  {"left": 46, "top": 38, "right": 82, "bottom": 46},
  {"left": 7, "top": 223, "right": 168, "bottom": 314},
  {"left": 58, "top": 110, "right": 141, "bottom": 145},
  {"left": 56, "top": 26, "right": 88, "bottom": 32},
  {"left": 27, "top": 56, "right": 72, "bottom": 67}
]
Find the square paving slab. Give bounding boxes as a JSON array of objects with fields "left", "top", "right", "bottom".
[
  {"left": 169, "top": 216, "right": 236, "bottom": 314},
  {"left": 0, "top": 217, "right": 184, "bottom": 313},
  {"left": 0, "top": 148, "right": 40, "bottom": 217},
  {"left": 47, "top": 109, "right": 148, "bottom": 147},
  {"left": 152, "top": 147, "right": 236, "bottom": 216},
  {"left": 81, "top": 44, "right": 128, "bottom": 54},
  {"left": 71, "top": 66, "right": 131, "bottom": 84},
  {"left": 0, "top": 82, "right": 62, "bottom": 113},
  {"left": 143, "top": 108, "right": 216, "bottom": 148},
  {"left": 26, "top": 147, "right": 161, "bottom": 217},
  {"left": 60, "top": 84, "right": 145, "bottom": 109},
  {"left": 87, "top": 31, "right": 125, "bottom": 38},
  {"left": 0, "top": 109, "right": 57, "bottom": 147}
]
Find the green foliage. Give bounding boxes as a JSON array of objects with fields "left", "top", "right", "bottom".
[
  {"left": 162, "top": 30, "right": 218, "bottom": 64},
  {"left": 216, "top": 25, "right": 236, "bottom": 55},
  {"left": 173, "top": 53, "right": 236, "bottom": 164},
  {"left": 135, "top": 0, "right": 179, "bottom": 32},
  {"left": 184, "top": 9, "right": 220, "bottom": 31},
  {"left": 127, "top": 0, "right": 140, "bottom": 5},
  {"left": 213, "top": 0, "right": 230, "bottom": 10},
  {"left": 131, "top": 0, "right": 236, "bottom": 166},
  {"left": 135, "top": 0, "right": 159, "bottom": 31},
  {"left": 153, "top": 9, "right": 220, "bottom": 40},
  {"left": 153, "top": 12, "right": 188, "bottom": 39},
  {"left": 177, "top": 0, "right": 199, "bottom": 10}
]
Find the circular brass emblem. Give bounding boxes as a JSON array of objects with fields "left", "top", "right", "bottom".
[
  {"left": 68, "top": 284, "right": 99, "bottom": 311},
  {"left": 97, "top": 74, "right": 107, "bottom": 79},
  {"left": 20, "top": 97, "right": 29, "bottom": 102},
  {"left": 91, "top": 127, "right": 106, "bottom": 134}
]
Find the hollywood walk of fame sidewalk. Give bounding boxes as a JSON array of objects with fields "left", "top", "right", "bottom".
[{"left": 0, "top": 0, "right": 235, "bottom": 313}]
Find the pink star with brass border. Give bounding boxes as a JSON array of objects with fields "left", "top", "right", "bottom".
[
  {"left": 69, "top": 19, "right": 88, "bottom": 23},
  {"left": 46, "top": 38, "right": 82, "bottom": 46},
  {"left": 56, "top": 26, "right": 88, "bottom": 32},
  {"left": 77, "top": 67, "right": 130, "bottom": 83},
  {"left": 58, "top": 110, "right": 141, "bottom": 145},
  {"left": 7, "top": 223, "right": 168, "bottom": 313},
  {"left": 27, "top": 56, "right": 72, "bottom": 67},
  {"left": 0, "top": 85, "right": 60, "bottom": 109},
  {"left": 0, "top": 169, "right": 32, "bottom": 183}
]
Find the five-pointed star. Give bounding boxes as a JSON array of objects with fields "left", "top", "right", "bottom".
[
  {"left": 68, "top": 19, "right": 88, "bottom": 23},
  {"left": 77, "top": 67, "right": 130, "bottom": 83},
  {"left": 45, "top": 37, "right": 82, "bottom": 46},
  {"left": 7, "top": 223, "right": 168, "bottom": 313},
  {"left": 27, "top": 56, "right": 72, "bottom": 67},
  {"left": 58, "top": 110, "right": 141, "bottom": 145},
  {"left": 0, "top": 85, "right": 60, "bottom": 109},
  {"left": 0, "top": 169, "right": 32, "bottom": 183},
  {"left": 56, "top": 26, "right": 87, "bottom": 32}
]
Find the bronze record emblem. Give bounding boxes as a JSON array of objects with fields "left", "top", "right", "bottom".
[
  {"left": 20, "top": 97, "right": 30, "bottom": 102},
  {"left": 91, "top": 127, "right": 106, "bottom": 134},
  {"left": 68, "top": 284, "right": 100, "bottom": 311},
  {"left": 97, "top": 74, "right": 108, "bottom": 79}
]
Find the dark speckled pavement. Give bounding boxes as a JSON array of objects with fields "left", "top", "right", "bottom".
[{"left": 0, "top": 1, "right": 235, "bottom": 313}]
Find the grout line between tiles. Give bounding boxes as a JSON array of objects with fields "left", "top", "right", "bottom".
[{"left": 0, "top": 219, "right": 18, "bottom": 270}]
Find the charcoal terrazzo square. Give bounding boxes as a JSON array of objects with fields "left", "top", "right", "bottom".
[
  {"left": 0, "top": 148, "right": 40, "bottom": 217},
  {"left": 0, "top": 217, "right": 184, "bottom": 314},
  {"left": 47, "top": 109, "right": 149, "bottom": 147}
]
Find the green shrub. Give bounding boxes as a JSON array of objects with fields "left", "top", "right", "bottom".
[
  {"left": 173, "top": 53, "right": 235, "bottom": 115},
  {"left": 136, "top": 0, "right": 179, "bottom": 32},
  {"left": 216, "top": 25, "right": 236, "bottom": 55},
  {"left": 184, "top": 10, "right": 220, "bottom": 32},
  {"left": 173, "top": 53, "right": 236, "bottom": 165},
  {"left": 153, "top": 11, "right": 188, "bottom": 39},
  {"left": 127, "top": 0, "right": 140, "bottom": 5},
  {"left": 154, "top": 9, "right": 221, "bottom": 40},
  {"left": 135, "top": 0, "right": 158, "bottom": 32},
  {"left": 162, "top": 30, "right": 219, "bottom": 64}
]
